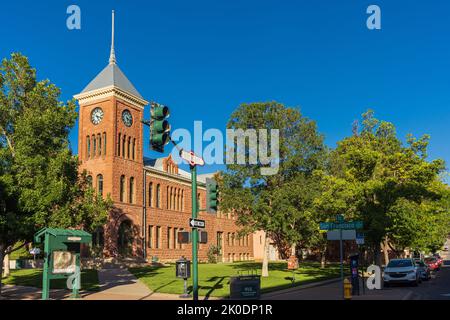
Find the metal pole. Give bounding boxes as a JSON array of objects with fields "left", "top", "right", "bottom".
[
  {"left": 42, "top": 234, "right": 50, "bottom": 300},
  {"left": 340, "top": 228, "right": 344, "bottom": 300},
  {"left": 191, "top": 165, "right": 198, "bottom": 301}
]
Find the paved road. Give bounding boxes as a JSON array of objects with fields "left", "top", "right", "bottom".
[{"left": 263, "top": 252, "right": 450, "bottom": 300}]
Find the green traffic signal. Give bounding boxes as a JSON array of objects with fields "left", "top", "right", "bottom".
[
  {"left": 206, "top": 178, "right": 218, "bottom": 213},
  {"left": 150, "top": 102, "right": 171, "bottom": 152}
]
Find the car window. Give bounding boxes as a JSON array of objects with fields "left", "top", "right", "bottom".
[{"left": 387, "top": 260, "right": 412, "bottom": 268}]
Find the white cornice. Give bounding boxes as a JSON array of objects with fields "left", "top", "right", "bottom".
[{"left": 74, "top": 85, "right": 148, "bottom": 108}]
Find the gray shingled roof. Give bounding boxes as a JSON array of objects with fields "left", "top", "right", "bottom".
[{"left": 81, "top": 63, "right": 143, "bottom": 99}]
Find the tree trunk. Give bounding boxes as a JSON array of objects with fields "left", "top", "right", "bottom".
[
  {"left": 3, "top": 254, "right": 9, "bottom": 277},
  {"left": 374, "top": 242, "right": 382, "bottom": 266},
  {"left": 383, "top": 238, "right": 390, "bottom": 266},
  {"left": 262, "top": 234, "right": 270, "bottom": 277},
  {"left": 320, "top": 242, "right": 327, "bottom": 268},
  {"left": 0, "top": 250, "right": 4, "bottom": 296}
]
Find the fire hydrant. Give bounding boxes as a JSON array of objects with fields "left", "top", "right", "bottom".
[{"left": 344, "top": 278, "right": 352, "bottom": 300}]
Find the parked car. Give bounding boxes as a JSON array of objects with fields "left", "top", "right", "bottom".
[
  {"left": 424, "top": 257, "right": 440, "bottom": 271},
  {"left": 414, "top": 259, "right": 431, "bottom": 281},
  {"left": 432, "top": 253, "right": 443, "bottom": 266},
  {"left": 383, "top": 258, "right": 421, "bottom": 287}
]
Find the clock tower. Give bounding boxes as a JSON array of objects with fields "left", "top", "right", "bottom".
[{"left": 74, "top": 11, "right": 148, "bottom": 257}]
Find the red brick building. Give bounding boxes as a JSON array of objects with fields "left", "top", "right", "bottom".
[{"left": 73, "top": 15, "right": 253, "bottom": 263}]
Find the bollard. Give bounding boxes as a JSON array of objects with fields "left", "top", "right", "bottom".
[{"left": 344, "top": 278, "right": 352, "bottom": 300}]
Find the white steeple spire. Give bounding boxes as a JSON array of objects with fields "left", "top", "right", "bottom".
[{"left": 109, "top": 10, "right": 116, "bottom": 65}]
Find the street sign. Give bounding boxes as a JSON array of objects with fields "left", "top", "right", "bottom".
[
  {"left": 327, "top": 230, "right": 356, "bottom": 240},
  {"left": 189, "top": 218, "right": 206, "bottom": 229},
  {"left": 180, "top": 150, "right": 205, "bottom": 166},
  {"left": 319, "top": 221, "right": 363, "bottom": 230},
  {"left": 356, "top": 232, "right": 365, "bottom": 245}
]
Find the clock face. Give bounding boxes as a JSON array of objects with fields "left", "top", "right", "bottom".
[
  {"left": 122, "top": 110, "right": 133, "bottom": 127},
  {"left": 91, "top": 107, "right": 104, "bottom": 125}
]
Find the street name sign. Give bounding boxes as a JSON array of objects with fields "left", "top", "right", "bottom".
[
  {"left": 189, "top": 218, "right": 206, "bottom": 229},
  {"left": 356, "top": 232, "right": 365, "bottom": 245},
  {"left": 180, "top": 150, "right": 205, "bottom": 166},
  {"left": 319, "top": 221, "right": 363, "bottom": 230}
]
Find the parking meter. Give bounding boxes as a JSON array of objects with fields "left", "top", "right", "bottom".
[
  {"left": 176, "top": 257, "right": 191, "bottom": 279},
  {"left": 349, "top": 253, "right": 359, "bottom": 295},
  {"left": 176, "top": 257, "right": 191, "bottom": 298}
]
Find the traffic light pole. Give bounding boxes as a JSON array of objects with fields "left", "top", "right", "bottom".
[{"left": 191, "top": 164, "right": 199, "bottom": 301}]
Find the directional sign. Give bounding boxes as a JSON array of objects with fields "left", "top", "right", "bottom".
[
  {"left": 189, "top": 218, "right": 206, "bottom": 229},
  {"left": 180, "top": 150, "right": 205, "bottom": 166},
  {"left": 319, "top": 221, "right": 363, "bottom": 230}
]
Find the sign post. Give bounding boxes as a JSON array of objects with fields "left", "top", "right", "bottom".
[
  {"left": 319, "top": 215, "right": 363, "bottom": 300},
  {"left": 191, "top": 164, "right": 199, "bottom": 301}
]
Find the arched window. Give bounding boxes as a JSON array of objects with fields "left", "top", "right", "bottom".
[
  {"left": 97, "top": 174, "right": 103, "bottom": 196},
  {"left": 98, "top": 134, "right": 102, "bottom": 156},
  {"left": 120, "top": 175, "right": 126, "bottom": 202},
  {"left": 129, "top": 177, "right": 135, "bottom": 203},
  {"left": 102, "top": 132, "right": 106, "bottom": 155},
  {"left": 132, "top": 138, "right": 136, "bottom": 160},
  {"left": 181, "top": 190, "right": 184, "bottom": 212},
  {"left": 86, "top": 136, "right": 91, "bottom": 160},
  {"left": 166, "top": 186, "right": 170, "bottom": 209},
  {"left": 156, "top": 184, "right": 161, "bottom": 208},
  {"left": 122, "top": 135, "right": 126, "bottom": 158},
  {"left": 148, "top": 182, "right": 153, "bottom": 207},
  {"left": 87, "top": 175, "right": 93, "bottom": 187},
  {"left": 92, "top": 134, "right": 96, "bottom": 157},
  {"left": 177, "top": 190, "right": 181, "bottom": 211},
  {"left": 169, "top": 187, "right": 173, "bottom": 210},
  {"left": 118, "top": 133, "right": 121, "bottom": 156},
  {"left": 127, "top": 137, "right": 131, "bottom": 159}
]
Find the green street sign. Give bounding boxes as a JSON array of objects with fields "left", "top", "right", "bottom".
[{"left": 319, "top": 221, "right": 363, "bottom": 230}]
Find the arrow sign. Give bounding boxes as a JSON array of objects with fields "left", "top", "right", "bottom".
[
  {"left": 189, "top": 218, "right": 206, "bottom": 229},
  {"left": 180, "top": 150, "right": 205, "bottom": 166}
]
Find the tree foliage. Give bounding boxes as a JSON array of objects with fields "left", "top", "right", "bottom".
[{"left": 0, "top": 53, "right": 111, "bottom": 292}]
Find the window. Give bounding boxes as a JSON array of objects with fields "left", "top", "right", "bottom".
[
  {"left": 98, "top": 134, "right": 102, "bottom": 156},
  {"left": 166, "top": 186, "right": 170, "bottom": 209},
  {"left": 92, "top": 135, "right": 96, "bottom": 157},
  {"left": 232, "top": 233, "right": 235, "bottom": 246},
  {"left": 87, "top": 175, "right": 93, "bottom": 187},
  {"left": 227, "top": 233, "right": 231, "bottom": 246},
  {"left": 156, "top": 184, "right": 161, "bottom": 208},
  {"left": 118, "top": 133, "right": 121, "bottom": 156},
  {"left": 156, "top": 226, "right": 161, "bottom": 249},
  {"left": 127, "top": 137, "right": 131, "bottom": 159},
  {"left": 129, "top": 177, "right": 135, "bottom": 203},
  {"left": 122, "top": 135, "right": 126, "bottom": 158},
  {"left": 148, "top": 183, "right": 153, "bottom": 207},
  {"left": 120, "top": 175, "right": 126, "bottom": 202},
  {"left": 97, "top": 174, "right": 103, "bottom": 196},
  {"left": 174, "top": 228, "right": 178, "bottom": 249},
  {"left": 181, "top": 190, "right": 184, "bottom": 212},
  {"left": 167, "top": 227, "right": 172, "bottom": 249},
  {"left": 177, "top": 189, "right": 180, "bottom": 211},
  {"left": 148, "top": 225, "right": 153, "bottom": 248},
  {"left": 103, "top": 132, "right": 106, "bottom": 155},
  {"left": 86, "top": 136, "right": 90, "bottom": 159},
  {"left": 132, "top": 138, "right": 136, "bottom": 160}
]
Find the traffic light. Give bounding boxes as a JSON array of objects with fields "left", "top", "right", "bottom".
[
  {"left": 150, "top": 102, "right": 171, "bottom": 152},
  {"left": 206, "top": 178, "right": 218, "bottom": 213}
]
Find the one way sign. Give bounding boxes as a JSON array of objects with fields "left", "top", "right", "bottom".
[{"left": 189, "top": 218, "right": 206, "bottom": 229}]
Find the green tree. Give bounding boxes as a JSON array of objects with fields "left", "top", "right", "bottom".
[
  {"left": 220, "top": 102, "right": 325, "bottom": 276},
  {"left": 0, "top": 53, "right": 111, "bottom": 294},
  {"left": 319, "top": 110, "right": 448, "bottom": 265}
]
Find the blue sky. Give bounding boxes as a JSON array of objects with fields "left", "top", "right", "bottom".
[{"left": 1, "top": 1, "right": 449, "bottom": 180}]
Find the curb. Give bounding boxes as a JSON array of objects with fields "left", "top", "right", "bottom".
[{"left": 261, "top": 277, "right": 341, "bottom": 299}]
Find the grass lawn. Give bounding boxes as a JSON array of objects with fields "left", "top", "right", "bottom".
[
  {"left": 1, "top": 268, "right": 100, "bottom": 291},
  {"left": 130, "top": 261, "right": 346, "bottom": 298}
]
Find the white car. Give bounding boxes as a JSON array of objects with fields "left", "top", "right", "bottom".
[{"left": 383, "top": 258, "right": 421, "bottom": 287}]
